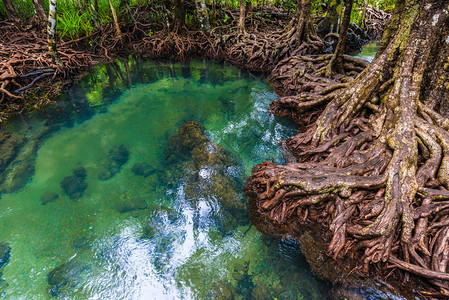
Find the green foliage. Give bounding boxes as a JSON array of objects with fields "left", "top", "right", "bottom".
[
  {"left": 14, "top": 0, "right": 35, "bottom": 19},
  {"left": 350, "top": 0, "right": 397, "bottom": 26},
  {"left": 0, "top": 1, "right": 6, "bottom": 20},
  {"left": 57, "top": 11, "right": 93, "bottom": 40}
]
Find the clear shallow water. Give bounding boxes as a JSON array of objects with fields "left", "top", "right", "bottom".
[
  {"left": 0, "top": 59, "right": 329, "bottom": 299},
  {"left": 352, "top": 41, "right": 380, "bottom": 62}
]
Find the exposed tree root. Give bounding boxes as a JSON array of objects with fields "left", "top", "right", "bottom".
[
  {"left": 133, "top": 25, "right": 219, "bottom": 61},
  {"left": 268, "top": 54, "right": 368, "bottom": 96},
  {"left": 364, "top": 5, "right": 392, "bottom": 40},
  {"left": 212, "top": 0, "right": 326, "bottom": 72},
  {"left": 0, "top": 20, "right": 142, "bottom": 119},
  {"left": 245, "top": 0, "right": 449, "bottom": 296}
]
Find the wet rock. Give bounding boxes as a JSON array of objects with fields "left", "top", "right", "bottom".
[
  {"left": 41, "top": 192, "right": 59, "bottom": 205},
  {"left": 98, "top": 145, "right": 129, "bottom": 180},
  {"left": 47, "top": 261, "right": 86, "bottom": 297},
  {"left": 131, "top": 162, "right": 155, "bottom": 177},
  {"left": 0, "top": 242, "right": 11, "bottom": 271},
  {"left": 115, "top": 196, "right": 147, "bottom": 213},
  {"left": 60, "top": 167, "right": 88, "bottom": 200},
  {"left": 210, "top": 281, "right": 237, "bottom": 300}
]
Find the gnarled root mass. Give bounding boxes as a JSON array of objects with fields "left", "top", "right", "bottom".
[
  {"left": 0, "top": 20, "right": 139, "bottom": 119},
  {"left": 0, "top": 22, "right": 94, "bottom": 112},
  {"left": 245, "top": 0, "right": 449, "bottom": 296},
  {"left": 268, "top": 53, "right": 368, "bottom": 96},
  {"left": 133, "top": 25, "right": 221, "bottom": 61},
  {"left": 212, "top": 0, "right": 325, "bottom": 72},
  {"left": 364, "top": 5, "right": 392, "bottom": 40}
]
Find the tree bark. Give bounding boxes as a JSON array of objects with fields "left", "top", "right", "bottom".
[
  {"left": 108, "top": 0, "right": 122, "bottom": 37},
  {"left": 325, "top": 0, "right": 354, "bottom": 77},
  {"left": 32, "top": 0, "right": 47, "bottom": 24},
  {"left": 246, "top": 0, "right": 449, "bottom": 295},
  {"left": 174, "top": 0, "right": 185, "bottom": 28},
  {"left": 2, "top": 0, "right": 19, "bottom": 22},
  {"left": 237, "top": 0, "right": 246, "bottom": 34},
  {"left": 359, "top": 0, "right": 367, "bottom": 29},
  {"left": 47, "top": 0, "right": 62, "bottom": 65},
  {"left": 194, "top": 0, "right": 211, "bottom": 33},
  {"left": 316, "top": 0, "right": 342, "bottom": 37}
]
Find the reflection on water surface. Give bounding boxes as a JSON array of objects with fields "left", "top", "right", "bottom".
[{"left": 0, "top": 59, "right": 328, "bottom": 299}]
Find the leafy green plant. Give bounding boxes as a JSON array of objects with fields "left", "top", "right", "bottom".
[{"left": 57, "top": 10, "right": 93, "bottom": 40}]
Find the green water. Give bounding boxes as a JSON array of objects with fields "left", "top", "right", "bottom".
[
  {"left": 353, "top": 41, "right": 380, "bottom": 62},
  {"left": 0, "top": 59, "right": 329, "bottom": 299}
]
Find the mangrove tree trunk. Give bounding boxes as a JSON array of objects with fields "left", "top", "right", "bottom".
[
  {"left": 246, "top": 0, "right": 449, "bottom": 295},
  {"left": 325, "top": 0, "right": 353, "bottom": 77},
  {"left": 47, "top": 0, "right": 62, "bottom": 65}
]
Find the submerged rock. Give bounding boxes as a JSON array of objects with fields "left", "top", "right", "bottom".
[
  {"left": 41, "top": 192, "right": 59, "bottom": 205},
  {"left": 251, "top": 283, "right": 271, "bottom": 300},
  {"left": 60, "top": 167, "right": 88, "bottom": 200},
  {"left": 142, "top": 220, "right": 157, "bottom": 239},
  {"left": 232, "top": 260, "right": 249, "bottom": 281},
  {"left": 47, "top": 261, "right": 87, "bottom": 298},
  {"left": 0, "top": 242, "right": 11, "bottom": 294},
  {"left": 210, "top": 281, "right": 237, "bottom": 300},
  {"left": 164, "top": 121, "right": 248, "bottom": 231},
  {"left": 131, "top": 162, "right": 155, "bottom": 177},
  {"left": 6, "top": 158, "right": 36, "bottom": 193},
  {"left": 0, "top": 279, "right": 8, "bottom": 297},
  {"left": 71, "top": 236, "right": 90, "bottom": 251},
  {"left": 115, "top": 196, "right": 147, "bottom": 213},
  {"left": 98, "top": 145, "right": 129, "bottom": 180},
  {"left": 1, "top": 125, "right": 60, "bottom": 194},
  {"left": 0, "top": 242, "right": 11, "bottom": 271},
  {"left": 186, "top": 140, "right": 247, "bottom": 218},
  {"left": 0, "top": 131, "right": 26, "bottom": 188},
  {"left": 164, "top": 121, "right": 208, "bottom": 165}
]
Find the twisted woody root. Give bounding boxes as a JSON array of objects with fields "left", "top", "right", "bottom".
[{"left": 245, "top": 0, "right": 449, "bottom": 296}]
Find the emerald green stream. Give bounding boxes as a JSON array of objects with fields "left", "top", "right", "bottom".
[{"left": 0, "top": 59, "right": 328, "bottom": 299}]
